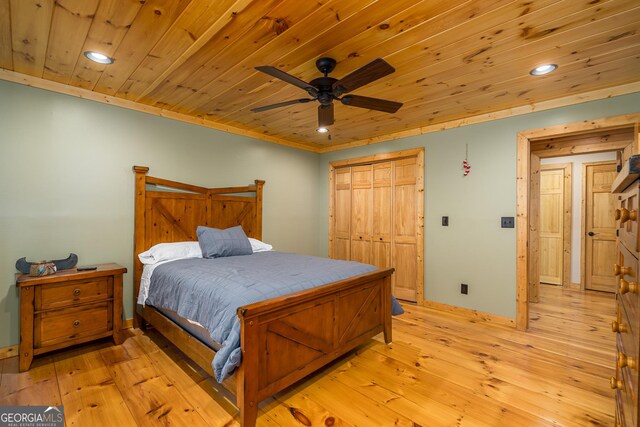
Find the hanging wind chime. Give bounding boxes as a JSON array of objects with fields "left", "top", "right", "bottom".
[{"left": 462, "top": 144, "right": 471, "bottom": 177}]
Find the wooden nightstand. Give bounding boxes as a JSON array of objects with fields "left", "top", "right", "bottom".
[{"left": 16, "top": 263, "right": 127, "bottom": 371}]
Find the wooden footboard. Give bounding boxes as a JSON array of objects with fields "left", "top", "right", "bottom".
[{"left": 237, "top": 268, "right": 393, "bottom": 426}]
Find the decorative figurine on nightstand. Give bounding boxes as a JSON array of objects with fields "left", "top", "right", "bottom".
[{"left": 15, "top": 253, "right": 78, "bottom": 276}]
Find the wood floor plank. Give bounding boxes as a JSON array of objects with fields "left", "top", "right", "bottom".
[
  {"left": 106, "top": 351, "right": 211, "bottom": 427},
  {"left": 54, "top": 344, "right": 137, "bottom": 427},
  {"left": 0, "top": 356, "right": 62, "bottom": 406}
]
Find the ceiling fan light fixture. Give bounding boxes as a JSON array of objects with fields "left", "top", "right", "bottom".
[
  {"left": 529, "top": 64, "right": 557, "bottom": 76},
  {"left": 317, "top": 127, "right": 329, "bottom": 133},
  {"left": 84, "top": 51, "right": 114, "bottom": 64}
]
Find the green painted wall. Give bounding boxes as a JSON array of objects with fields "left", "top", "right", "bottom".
[
  {"left": 318, "top": 92, "right": 640, "bottom": 319},
  {"left": 0, "top": 80, "right": 321, "bottom": 347}
]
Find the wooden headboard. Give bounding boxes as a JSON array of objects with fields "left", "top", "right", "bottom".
[{"left": 132, "top": 166, "right": 265, "bottom": 310}]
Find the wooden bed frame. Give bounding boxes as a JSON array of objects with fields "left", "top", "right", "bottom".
[{"left": 132, "top": 166, "right": 394, "bottom": 426}]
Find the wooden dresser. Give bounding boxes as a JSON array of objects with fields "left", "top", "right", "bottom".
[
  {"left": 16, "top": 263, "right": 126, "bottom": 371},
  {"left": 612, "top": 155, "right": 640, "bottom": 427}
]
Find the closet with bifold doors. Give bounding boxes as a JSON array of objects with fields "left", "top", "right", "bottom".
[{"left": 329, "top": 148, "right": 424, "bottom": 303}]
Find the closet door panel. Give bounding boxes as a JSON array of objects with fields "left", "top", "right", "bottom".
[
  {"left": 394, "top": 243, "right": 417, "bottom": 301},
  {"left": 351, "top": 165, "right": 372, "bottom": 264},
  {"left": 372, "top": 162, "right": 392, "bottom": 269},
  {"left": 333, "top": 168, "right": 351, "bottom": 260},
  {"left": 394, "top": 158, "right": 418, "bottom": 302}
]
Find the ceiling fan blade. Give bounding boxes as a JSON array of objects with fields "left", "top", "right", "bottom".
[
  {"left": 318, "top": 104, "right": 334, "bottom": 127},
  {"left": 341, "top": 95, "right": 402, "bottom": 113},
  {"left": 332, "top": 58, "right": 395, "bottom": 95},
  {"left": 251, "top": 98, "right": 313, "bottom": 113},
  {"left": 255, "top": 66, "right": 318, "bottom": 97}
]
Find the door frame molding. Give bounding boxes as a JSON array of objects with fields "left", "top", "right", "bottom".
[
  {"left": 581, "top": 160, "right": 618, "bottom": 292},
  {"left": 329, "top": 147, "right": 425, "bottom": 304},
  {"left": 540, "top": 163, "right": 572, "bottom": 287},
  {"left": 516, "top": 113, "right": 640, "bottom": 330}
]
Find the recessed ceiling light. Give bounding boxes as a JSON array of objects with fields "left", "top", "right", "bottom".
[
  {"left": 529, "top": 64, "right": 557, "bottom": 76},
  {"left": 317, "top": 127, "right": 329, "bottom": 133},
  {"left": 84, "top": 51, "right": 114, "bottom": 65}
]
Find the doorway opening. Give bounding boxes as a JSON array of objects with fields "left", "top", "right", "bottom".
[
  {"left": 539, "top": 157, "right": 618, "bottom": 293},
  {"left": 515, "top": 113, "right": 640, "bottom": 330}
]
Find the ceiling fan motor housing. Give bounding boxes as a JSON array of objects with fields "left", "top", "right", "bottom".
[{"left": 310, "top": 76, "right": 338, "bottom": 105}]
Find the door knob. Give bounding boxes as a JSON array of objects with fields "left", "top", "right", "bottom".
[{"left": 588, "top": 231, "right": 595, "bottom": 236}]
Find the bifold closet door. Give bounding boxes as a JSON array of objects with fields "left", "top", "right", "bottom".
[
  {"left": 330, "top": 150, "right": 422, "bottom": 303},
  {"left": 334, "top": 167, "right": 351, "bottom": 261},
  {"left": 393, "top": 158, "right": 418, "bottom": 302},
  {"left": 371, "top": 162, "right": 392, "bottom": 271},
  {"left": 350, "top": 165, "right": 372, "bottom": 264}
]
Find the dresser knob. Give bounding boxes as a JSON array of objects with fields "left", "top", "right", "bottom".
[
  {"left": 620, "top": 208, "right": 637, "bottom": 224},
  {"left": 73, "top": 320, "right": 80, "bottom": 328},
  {"left": 614, "top": 264, "right": 632, "bottom": 276},
  {"left": 612, "top": 320, "right": 628, "bottom": 333},
  {"left": 73, "top": 288, "right": 81, "bottom": 296},
  {"left": 615, "top": 208, "right": 621, "bottom": 220},
  {"left": 620, "top": 279, "right": 638, "bottom": 294},
  {"left": 610, "top": 376, "right": 624, "bottom": 390},
  {"left": 618, "top": 352, "right": 637, "bottom": 370}
]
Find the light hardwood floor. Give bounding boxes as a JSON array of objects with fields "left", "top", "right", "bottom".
[{"left": 0, "top": 284, "right": 615, "bottom": 426}]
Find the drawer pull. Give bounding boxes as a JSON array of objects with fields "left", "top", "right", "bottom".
[
  {"left": 73, "top": 320, "right": 81, "bottom": 328},
  {"left": 73, "top": 288, "right": 81, "bottom": 296},
  {"left": 612, "top": 320, "right": 628, "bottom": 333},
  {"left": 614, "top": 264, "right": 632, "bottom": 276},
  {"left": 618, "top": 352, "right": 637, "bottom": 370},
  {"left": 615, "top": 208, "right": 621, "bottom": 220},
  {"left": 619, "top": 279, "right": 638, "bottom": 295},
  {"left": 610, "top": 376, "right": 624, "bottom": 390},
  {"left": 620, "top": 208, "right": 637, "bottom": 224}
]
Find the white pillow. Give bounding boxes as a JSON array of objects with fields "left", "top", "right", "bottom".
[
  {"left": 248, "top": 238, "right": 273, "bottom": 252},
  {"left": 138, "top": 241, "right": 202, "bottom": 265}
]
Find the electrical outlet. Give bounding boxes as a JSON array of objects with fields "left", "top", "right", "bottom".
[
  {"left": 442, "top": 216, "right": 449, "bottom": 226},
  {"left": 461, "top": 283, "right": 468, "bottom": 294},
  {"left": 501, "top": 217, "right": 514, "bottom": 228}
]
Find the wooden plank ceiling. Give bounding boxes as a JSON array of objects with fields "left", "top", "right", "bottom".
[{"left": 1, "top": 0, "right": 639, "bottom": 152}]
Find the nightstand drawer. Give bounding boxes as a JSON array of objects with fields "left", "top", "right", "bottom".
[
  {"left": 35, "top": 303, "right": 112, "bottom": 348},
  {"left": 37, "top": 277, "right": 112, "bottom": 310}
]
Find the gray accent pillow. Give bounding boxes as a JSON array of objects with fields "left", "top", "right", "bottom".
[{"left": 197, "top": 225, "right": 253, "bottom": 258}]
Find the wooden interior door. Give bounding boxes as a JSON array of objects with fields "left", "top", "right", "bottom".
[
  {"left": 393, "top": 158, "right": 418, "bottom": 302},
  {"left": 351, "top": 165, "right": 372, "bottom": 264},
  {"left": 539, "top": 168, "right": 564, "bottom": 285},
  {"left": 584, "top": 162, "right": 617, "bottom": 292}
]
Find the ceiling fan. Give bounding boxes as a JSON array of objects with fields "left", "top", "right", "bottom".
[{"left": 251, "top": 57, "right": 403, "bottom": 129}]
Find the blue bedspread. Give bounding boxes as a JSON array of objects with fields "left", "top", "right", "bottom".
[{"left": 145, "top": 251, "right": 403, "bottom": 382}]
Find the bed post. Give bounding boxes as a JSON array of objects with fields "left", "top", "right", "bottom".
[
  {"left": 237, "top": 312, "right": 259, "bottom": 427},
  {"left": 383, "top": 274, "right": 393, "bottom": 343},
  {"left": 133, "top": 166, "right": 149, "bottom": 329},
  {"left": 254, "top": 180, "right": 265, "bottom": 241}
]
